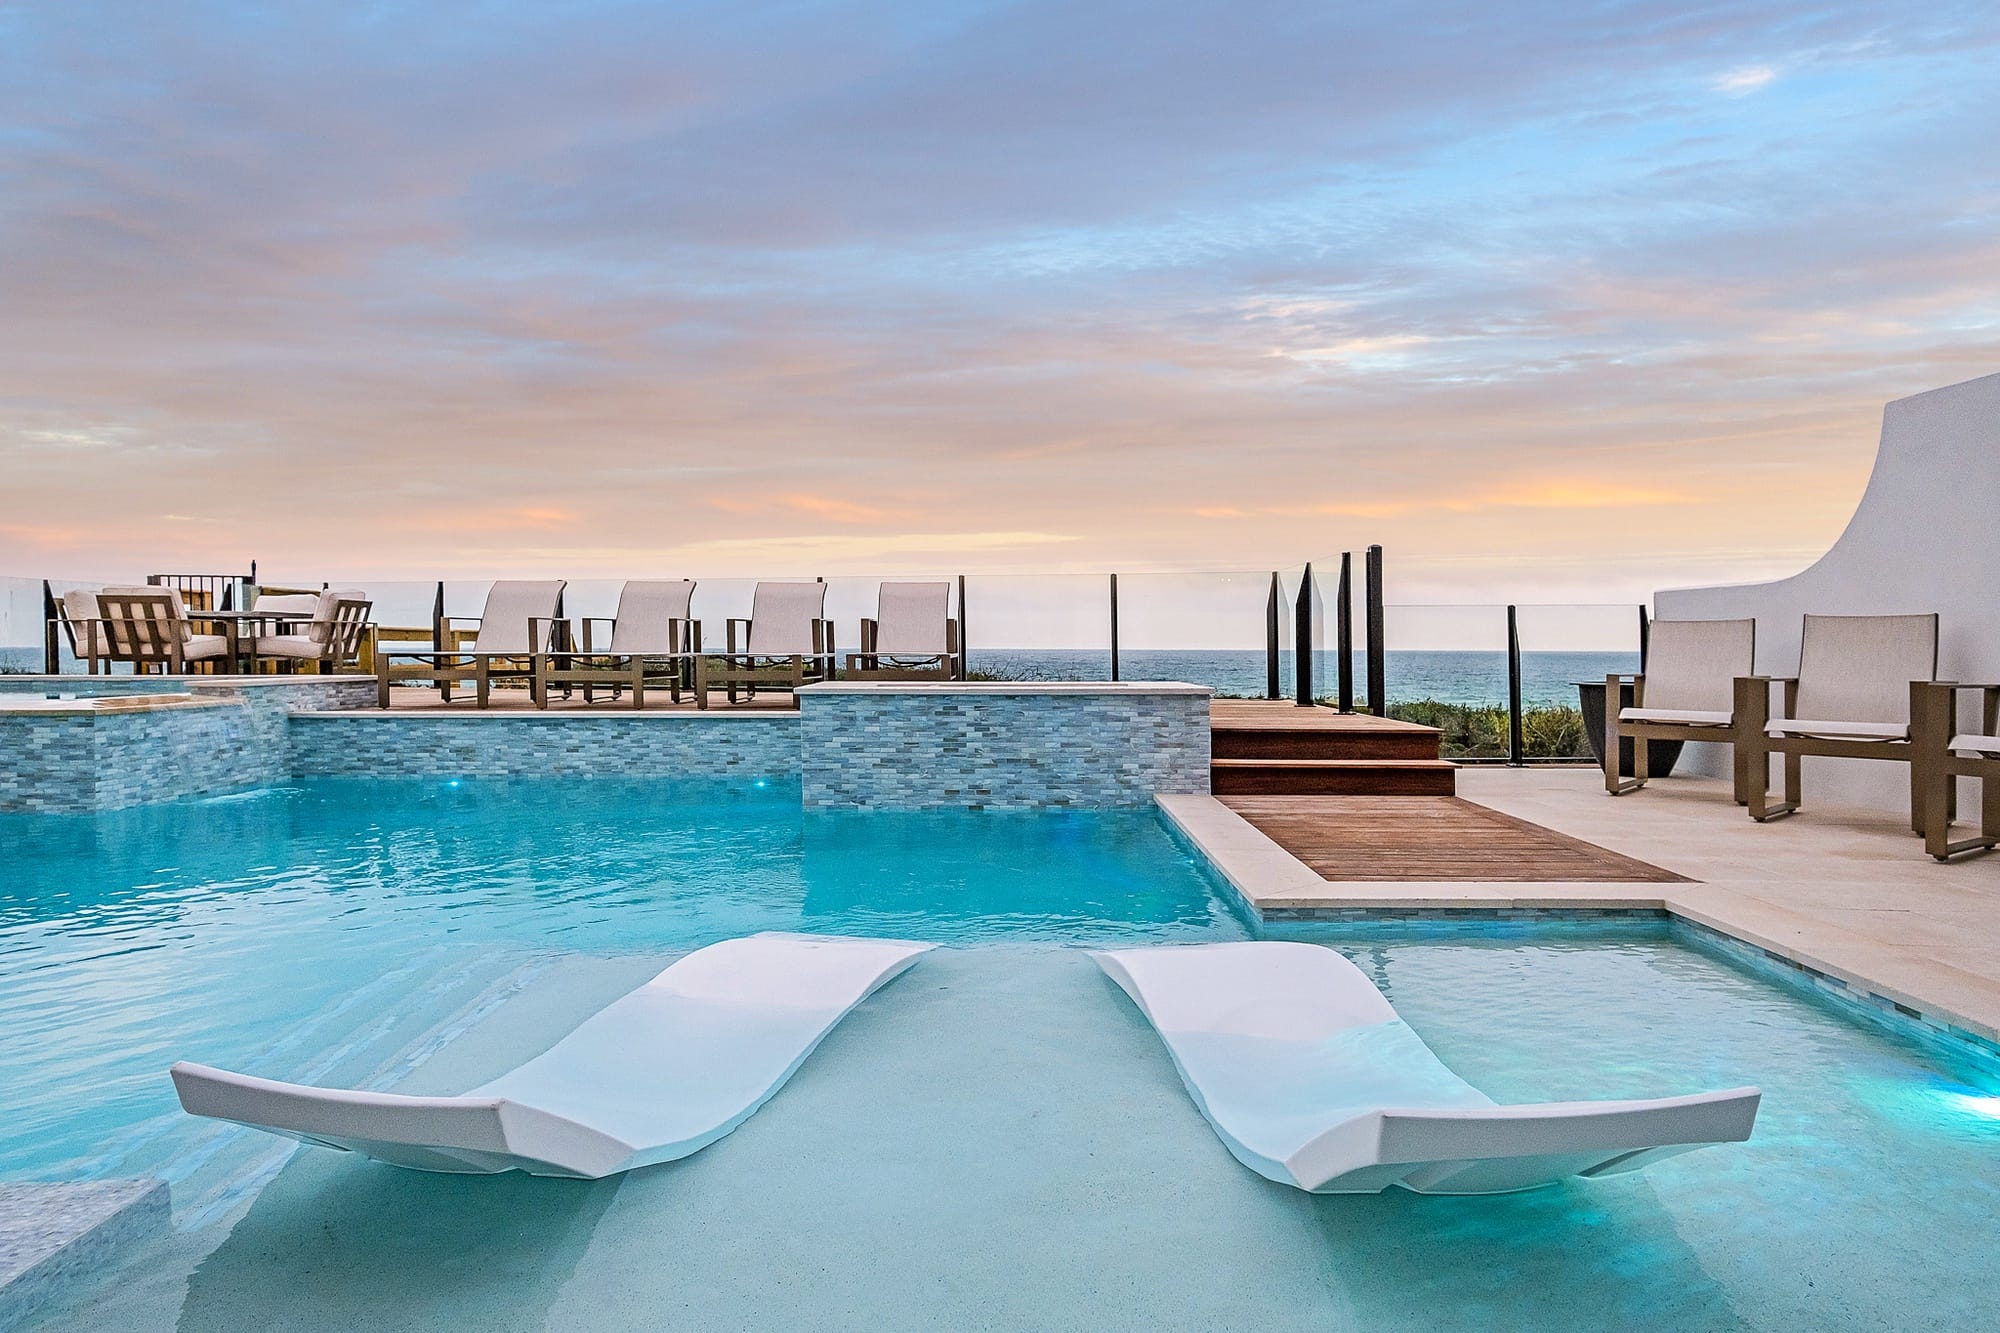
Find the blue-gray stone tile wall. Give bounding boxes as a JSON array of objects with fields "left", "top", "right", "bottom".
[
  {"left": 288, "top": 716, "right": 800, "bottom": 779},
  {"left": 799, "top": 691, "right": 1210, "bottom": 810},
  {"left": 0, "top": 678, "right": 378, "bottom": 812}
]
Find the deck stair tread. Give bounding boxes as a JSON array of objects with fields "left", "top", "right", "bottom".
[{"left": 1209, "top": 701, "right": 1453, "bottom": 794}]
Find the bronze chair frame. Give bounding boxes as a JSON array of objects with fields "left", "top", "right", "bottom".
[
  {"left": 535, "top": 617, "right": 702, "bottom": 709},
  {"left": 1913, "top": 681, "right": 2000, "bottom": 861}
]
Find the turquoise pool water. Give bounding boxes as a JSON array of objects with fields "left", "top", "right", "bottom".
[{"left": 4, "top": 779, "right": 1999, "bottom": 1330}]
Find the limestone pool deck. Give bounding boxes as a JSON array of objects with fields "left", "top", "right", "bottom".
[{"left": 1164, "top": 767, "right": 2000, "bottom": 1046}]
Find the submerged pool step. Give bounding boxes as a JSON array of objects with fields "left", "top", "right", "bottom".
[{"left": 1209, "top": 758, "right": 1457, "bottom": 796}]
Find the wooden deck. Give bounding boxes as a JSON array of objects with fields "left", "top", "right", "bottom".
[
  {"left": 1208, "top": 700, "right": 1456, "bottom": 795},
  {"left": 1221, "top": 795, "right": 1688, "bottom": 883},
  {"left": 382, "top": 687, "right": 798, "bottom": 713}
]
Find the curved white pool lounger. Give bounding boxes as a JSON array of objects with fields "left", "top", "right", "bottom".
[
  {"left": 171, "top": 933, "right": 933, "bottom": 1179},
  {"left": 1090, "top": 941, "right": 1761, "bottom": 1195}
]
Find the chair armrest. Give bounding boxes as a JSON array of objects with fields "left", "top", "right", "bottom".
[{"left": 526, "top": 615, "right": 566, "bottom": 653}]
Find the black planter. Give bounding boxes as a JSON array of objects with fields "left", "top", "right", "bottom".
[{"left": 1574, "top": 681, "right": 1685, "bottom": 777}]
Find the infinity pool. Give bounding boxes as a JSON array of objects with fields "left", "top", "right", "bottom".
[{"left": 4, "top": 779, "right": 1999, "bottom": 1330}]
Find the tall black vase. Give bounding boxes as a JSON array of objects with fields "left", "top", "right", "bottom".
[{"left": 1575, "top": 681, "right": 1685, "bottom": 777}]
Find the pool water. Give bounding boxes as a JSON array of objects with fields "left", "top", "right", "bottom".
[{"left": 4, "top": 780, "right": 1999, "bottom": 1330}]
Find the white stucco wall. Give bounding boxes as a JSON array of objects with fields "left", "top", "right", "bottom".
[{"left": 1656, "top": 370, "right": 2000, "bottom": 810}]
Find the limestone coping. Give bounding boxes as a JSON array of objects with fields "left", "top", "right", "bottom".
[{"left": 797, "top": 681, "right": 1213, "bottom": 696}]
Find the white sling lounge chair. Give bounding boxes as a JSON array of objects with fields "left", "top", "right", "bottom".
[
  {"left": 170, "top": 933, "right": 932, "bottom": 1179},
  {"left": 1738, "top": 613, "right": 1939, "bottom": 828},
  {"left": 846, "top": 581, "right": 959, "bottom": 680},
  {"left": 703, "top": 581, "right": 834, "bottom": 706},
  {"left": 1605, "top": 618, "right": 1756, "bottom": 799},
  {"left": 1091, "top": 942, "right": 1760, "bottom": 1196},
  {"left": 374, "top": 579, "right": 566, "bottom": 707},
  {"left": 536, "top": 579, "right": 700, "bottom": 708}
]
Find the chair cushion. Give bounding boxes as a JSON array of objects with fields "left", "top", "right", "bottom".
[
  {"left": 1766, "top": 718, "right": 1908, "bottom": 742},
  {"left": 255, "top": 635, "right": 325, "bottom": 659},
  {"left": 253, "top": 594, "right": 321, "bottom": 616},
  {"left": 183, "top": 635, "right": 231, "bottom": 661},
  {"left": 1950, "top": 734, "right": 2000, "bottom": 757},
  {"left": 1619, "top": 707, "right": 1731, "bottom": 727}
]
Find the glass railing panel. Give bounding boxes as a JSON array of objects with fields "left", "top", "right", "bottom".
[
  {"left": 961, "top": 574, "right": 1112, "bottom": 680},
  {"left": 1513, "top": 603, "right": 1645, "bottom": 762},
  {"left": 1375, "top": 604, "right": 1512, "bottom": 757},
  {"left": 1114, "top": 570, "right": 1287, "bottom": 697}
]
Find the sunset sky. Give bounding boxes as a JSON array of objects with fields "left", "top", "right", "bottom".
[{"left": 2, "top": 2, "right": 1996, "bottom": 604}]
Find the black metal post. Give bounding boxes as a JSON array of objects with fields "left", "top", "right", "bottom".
[
  {"left": 1364, "top": 544, "right": 1386, "bottom": 715},
  {"left": 1506, "top": 604, "right": 1524, "bottom": 766},
  {"left": 1336, "top": 553, "right": 1354, "bottom": 713},
  {"left": 956, "top": 573, "right": 969, "bottom": 680},
  {"left": 431, "top": 581, "right": 446, "bottom": 653},
  {"left": 1638, "top": 603, "right": 1651, "bottom": 670},
  {"left": 1294, "top": 562, "right": 1315, "bottom": 708},
  {"left": 1265, "top": 572, "right": 1281, "bottom": 700},
  {"left": 42, "top": 580, "right": 59, "bottom": 674},
  {"left": 1108, "top": 573, "right": 1120, "bottom": 682}
]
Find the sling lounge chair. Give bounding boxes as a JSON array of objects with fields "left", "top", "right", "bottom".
[
  {"left": 374, "top": 580, "right": 565, "bottom": 707},
  {"left": 1093, "top": 942, "right": 1760, "bottom": 1195},
  {"left": 1913, "top": 681, "right": 2000, "bottom": 861},
  {"left": 535, "top": 579, "right": 700, "bottom": 708},
  {"left": 702, "top": 581, "right": 833, "bottom": 706},
  {"left": 845, "top": 581, "right": 959, "bottom": 680},
  {"left": 171, "top": 933, "right": 933, "bottom": 1179},
  {"left": 1605, "top": 618, "right": 1756, "bottom": 799},
  {"left": 1737, "top": 613, "right": 1939, "bottom": 828},
  {"left": 253, "top": 590, "right": 373, "bottom": 674}
]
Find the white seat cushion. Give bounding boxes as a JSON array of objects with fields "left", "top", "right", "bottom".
[
  {"left": 1620, "top": 707, "right": 1732, "bottom": 727},
  {"left": 1950, "top": 734, "right": 2000, "bottom": 757},
  {"left": 184, "top": 635, "right": 231, "bottom": 661},
  {"left": 255, "top": 635, "right": 324, "bottom": 659},
  {"left": 1766, "top": 718, "right": 1908, "bottom": 742}
]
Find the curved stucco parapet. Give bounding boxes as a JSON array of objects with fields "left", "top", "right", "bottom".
[{"left": 1656, "top": 370, "right": 2000, "bottom": 806}]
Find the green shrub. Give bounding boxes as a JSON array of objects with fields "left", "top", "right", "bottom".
[{"left": 1380, "top": 698, "right": 1591, "bottom": 760}]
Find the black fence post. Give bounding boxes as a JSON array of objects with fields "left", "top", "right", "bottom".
[
  {"left": 1336, "top": 553, "right": 1354, "bottom": 713},
  {"left": 1265, "top": 572, "right": 1282, "bottom": 700},
  {"left": 1364, "top": 545, "right": 1386, "bottom": 716},
  {"left": 1638, "top": 603, "right": 1651, "bottom": 670},
  {"left": 431, "top": 581, "right": 446, "bottom": 654},
  {"left": 1294, "top": 563, "right": 1315, "bottom": 708},
  {"left": 1506, "top": 604, "right": 1524, "bottom": 766},
  {"left": 1108, "top": 573, "right": 1120, "bottom": 682},
  {"left": 42, "top": 580, "right": 59, "bottom": 674},
  {"left": 956, "top": 574, "right": 969, "bottom": 679}
]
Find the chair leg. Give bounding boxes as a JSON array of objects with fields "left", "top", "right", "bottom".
[
  {"left": 476, "top": 660, "right": 491, "bottom": 709},
  {"left": 1730, "top": 738, "right": 1751, "bottom": 806},
  {"left": 1747, "top": 740, "right": 1796, "bottom": 822},
  {"left": 376, "top": 653, "right": 392, "bottom": 709}
]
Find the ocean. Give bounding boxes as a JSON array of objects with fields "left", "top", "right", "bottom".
[
  {"left": 969, "top": 649, "right": 1632, "bottom": 707},
  {"left": 1, "top": 645, "right": 1631, "bottom": 709}
]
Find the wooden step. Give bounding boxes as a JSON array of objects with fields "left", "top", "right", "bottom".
[
  {"left": 1211, "top": 728, "right": 1441, "bottom": 761},
  {"left": 1210, "top": 758, "right": 1458, "bottom": 797}
]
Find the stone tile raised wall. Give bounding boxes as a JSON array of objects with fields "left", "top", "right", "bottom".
[
  {"left": 0, "top": 678, "right": 376, "bottom": 813},
  {"left": 799, "top": 683, "right": 1211, "bottom": 810},
  {"left": 288, "top": 714, "right": 800, "bottom": 779}
]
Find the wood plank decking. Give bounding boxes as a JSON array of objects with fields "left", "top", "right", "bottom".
[
  {"left": 1221, "top": 795, "right": 1688, "bottom": 883},
  {"left": 1209, "top": 700, "right": 1456, "bottom": 795}
]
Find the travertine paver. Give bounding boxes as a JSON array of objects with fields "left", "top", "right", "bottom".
[{"left": 1161, "top": 767, "right": 2000, "bottom": 1043}]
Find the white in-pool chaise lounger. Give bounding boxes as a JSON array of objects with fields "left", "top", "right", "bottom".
[
  {"left": 1091, "top": 942, "right": 1760, "bottom": 1196},
  {"left": 171, "top": 933, "right": 932, "bottom": 1179}
]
